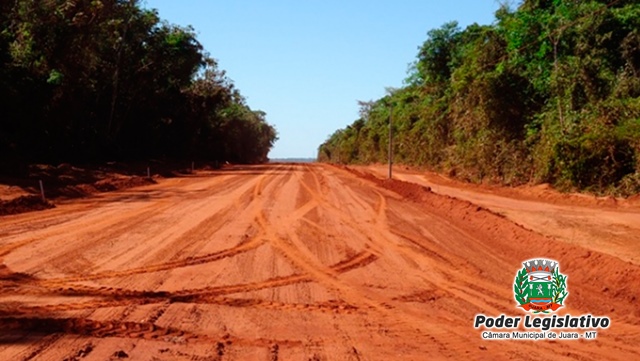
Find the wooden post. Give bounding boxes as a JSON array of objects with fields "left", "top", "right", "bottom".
[
  {"left": 39, "top": 180, "right": 46, "bottom": 202},
  {"left": 191, "top": 161, "right": 195, "bottom": 173},
  {"left": 147, "top": 166, "right": 150, "bottom": 179},
  {"left": 388, "top": 105, "right": 393, "bottom": 179}
]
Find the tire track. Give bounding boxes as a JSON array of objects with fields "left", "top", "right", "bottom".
[
  {"left": 103, "top": 166, "right": 293, "bottom": 348},
  {"left": 248, "top": 167, "right": 401, "bottom": 319},
  {"left": 0, "top": 200, "right": 175, "bottom": 258},
  {"left": 294, "top": 165, "right": 464, "bottom": 337},
  {"left": 122, "top": 172, "right": 266, "bottom": 272},
  {"left": 0, "top": 174, "right": 248, "bottom": 276},
  {"left": 66, "top": 176, "right": 253, "bottom": 275},
  {"left": 60, "top": 342, "right": 94, "bottom": 361},
  {"left": 80, "top": 169, "right": 283, "bottom": 338},
  {"left": 171, "top": 248, "right": 376, "bottom": 299},
  {"left": 0, "top": 316, "right": 304, "bottom": 348},
  {"left": 0, "top": 316, "right": 216, "bottom": 344},
  {"left": 19, "top": 334, "right": 65, "bottom": 361},
  {"left": 0, "top": 250, "right": 376, "bottom": 316},
  {"left": 1, "top": 164, "right": 385, "bottom": 359},
  {"left": 1, "top": 170, "right": 292, "bottom": 359},
  {"left": 40, "top": 234, "right": 264, "bottom": 284}
]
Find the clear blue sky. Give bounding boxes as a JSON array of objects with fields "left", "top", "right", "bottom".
[{"left": 143, "top": 1, "right": 503, "bottom": 159}]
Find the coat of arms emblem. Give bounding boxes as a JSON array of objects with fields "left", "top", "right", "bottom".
[{"left": 514, "top": 259, "right": 568, "bottom": 313}]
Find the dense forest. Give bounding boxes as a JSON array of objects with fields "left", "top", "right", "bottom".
[
  {"left": 0, "top": 0, "right": 277, "bottom": 166},
  {"left": 319, "top": 0, "right": 640, "bottom": 195}
]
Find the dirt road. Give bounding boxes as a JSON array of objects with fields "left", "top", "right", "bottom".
[{"left": 0, "top": 163, "right": 638, "bottom": 360}]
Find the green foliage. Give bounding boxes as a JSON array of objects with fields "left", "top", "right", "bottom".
[
  {"left": 319, "top": 0, "right": 640, "bottom": 196},
  {"left": 0, "top": 0, "right": 276, "bottom": 164},
  {"left": 514, "top": 267, "right": 530, "bottom": 305},
  {"left": 413, "top": 21, "right": 461, "bottom": 88},
  {"left": 552, "top": 268, "right": 568, "bottom": 305}
]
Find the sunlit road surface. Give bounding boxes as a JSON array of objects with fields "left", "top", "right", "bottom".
[{"left": 0, "top": 164, "right": 638, "bottom": 360}]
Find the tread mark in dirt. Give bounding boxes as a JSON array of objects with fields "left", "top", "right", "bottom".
[
  {"left": 50, "top": 166, "right": 281, "bottom": 284},
  {"left": 145, "top": 302, "right": 170, "bottom": 324},
  {"left": 0, "top": 173, "right": 254, "bottom": 276},
  {"left": 11, "top": 249, "right": 376, "bottom": 300},
  {"left": 62, "top": 342, "right": 94, "bottom": 361},
  {"left": 1, "top": 317, "right": 205, "bottom": 343},
  {"left": 0, "top": 250, "right": 374, "bottom": 317},
  {"left": 42, "top": 235, "right": 264, "bottom": 283},
  {"left": 269, "top": 343, "right": 279, "bottom": 361},
  {"left": 216, "top": 341, "right": 225, "bottom": 360},
  {"left": 1, "top": 200, "right": 178, "bottom": 261},
  {"left": 1, "top": 251, "right": 374, "bottom": 303},
  {"left": 20, "top": 333, "right": 64, "bottom": 361},
  {"left": 350, "top": 347, "right": 362, "bottom": 361},
  {"left": 2, "top": 296, "right": 359, "bottom": 316},
  {"left": 0, "top": 317, "right": 303, "bottom": 348}
]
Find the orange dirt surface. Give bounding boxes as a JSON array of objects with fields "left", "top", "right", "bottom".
[
  {"left": 357, "top": 164, "right": 640, "bottom": 266},
  {"left": 0, "top": 163, "right": 638, "bottom": 360}
]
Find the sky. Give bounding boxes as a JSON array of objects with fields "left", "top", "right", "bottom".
[{"left": 143, "top": 1, "right": 504, "bottom": 159}]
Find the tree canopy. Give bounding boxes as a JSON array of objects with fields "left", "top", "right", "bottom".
[
  {"left": 0, "top": 0, "right": 277, "bottom": 165},
  {"left": 319, "top": 0, "right": 640, "bottom": 195}
]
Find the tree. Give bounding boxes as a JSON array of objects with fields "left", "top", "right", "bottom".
[
  {"left": 320, "top": 0, "right": 640, "bottom": 195},
  {"left": 0, "top": 0, "right": 276, "bottom": 165}
]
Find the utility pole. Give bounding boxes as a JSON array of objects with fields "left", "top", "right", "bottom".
[{"left": 388, "top": 105, "right": 393, "bottom": 179}]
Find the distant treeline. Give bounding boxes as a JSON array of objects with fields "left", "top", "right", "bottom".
[
  {"left": 319, "top": 0, "right": 640, "bottom": 195},
  {"left": 0, "top": 0, "right": 277, "bottom": 165}
]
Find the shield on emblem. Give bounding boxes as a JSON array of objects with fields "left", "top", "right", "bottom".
[{"left": 528, "top": 267, "right": 553, "bottom": 308}]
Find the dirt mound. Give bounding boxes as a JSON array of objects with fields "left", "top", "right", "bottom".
[
  {"left": 57, "top": 176, "right": 155, "bottom": 195},
  {"left": 95, "top": 176, "right": 152, "bottom": 192},
  {"left": 365, "top": 163, "right": 640, "bottom": 209},
  {"left": 0, "top": 195, "right": 54, "bottom": 216},
  {"left": 345, "top": 167, "right": 432, "bottom": 202},
  {"left": 0, "top": 163, "right": 160, "bottom": 216},
  {"left": 342, "top": 164, "right": 640, "bottom": 322}
]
